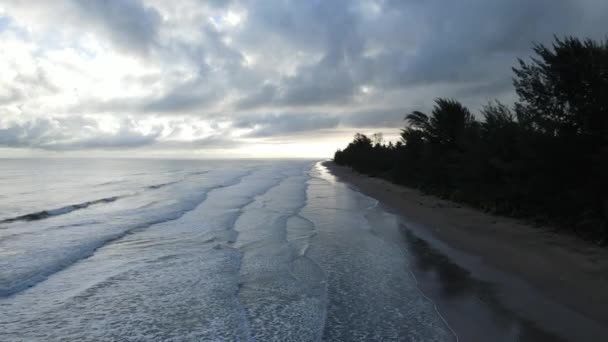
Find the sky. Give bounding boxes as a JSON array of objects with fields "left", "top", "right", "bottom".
[{"left": 0, "top": 0, "right": 606, "bottom": 158}]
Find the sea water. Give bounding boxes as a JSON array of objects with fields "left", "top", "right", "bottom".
[{"left": 0, "top": 159, "right": 454, "bottom": 341}]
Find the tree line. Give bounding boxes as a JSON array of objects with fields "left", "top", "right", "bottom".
[{"left": 334, "top": 37, "right": 608, "bottom": 244}]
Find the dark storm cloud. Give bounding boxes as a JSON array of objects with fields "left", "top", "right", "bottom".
[
  {"left": 0, "top": 117, "right": 160, "bottom": 150},
  {"left": 237, "top": 0, "right": 365, "bottom": 106},
  {"left": 234, "top": 113, "right": 340, "bottom": 137},
  {"left": 0, "top": 116, "right": 241, "bottom": 151},
  {"left": 229, "top": 0, "right": 602, "bottom": 114},
  {"left": 230, "top": 108, "right": 409, "bottom": 137},
  {"left": 235, "top": 84, "right": 277, "bottom": 110},
  {"left": 373, "top": 0, "right": 585, "bottom": 87},
  {"left": 62, "top": 132, "right": 160, "bottom": 150},
  {"left": 0, "top": 118, "right": 79, "bottom": 149},
  {"left": 277, "top": 63, "right": 359, "bottom": 107},
  {"left": 72, "top": 0, "right": 161, "bottom": 55},
  {"left": 340, "top": 108, "right": 408, "bottom": 128},
  {"left": 143, "top": 79, "right": 222, "bottom": 113},
  {"left": 161, "top": 135, "right": 242, "bottom": 149}
]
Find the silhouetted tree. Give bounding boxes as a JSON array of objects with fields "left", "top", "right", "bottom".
[
  {"left": 334, "top": 36, "right": 608, "bottom": 244},
  {"left": 513, "top": 36, "right": 608, "bottom": 138}
]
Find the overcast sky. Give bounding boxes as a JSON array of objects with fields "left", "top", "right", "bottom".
[{"left": 0, "top": 0, "right": 606, "bottom": 158}]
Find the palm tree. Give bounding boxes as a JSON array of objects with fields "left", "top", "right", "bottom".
[
  {"left": 429, "top": 98, "right": 474, "bottom": 147},
  {"left": 405, "top": 111, "right": 430, "bottom": 130},
  {"left": 403, "top": 98, "right": 474, "bottom": 148}
]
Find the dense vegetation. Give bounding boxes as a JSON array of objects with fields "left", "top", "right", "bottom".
[{"left": 334, "top": 37, "right": 608, "bottom": 244}]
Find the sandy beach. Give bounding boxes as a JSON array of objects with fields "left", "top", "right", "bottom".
[{"left": 324, "top": 161, "right": 608, "bottom": 341}]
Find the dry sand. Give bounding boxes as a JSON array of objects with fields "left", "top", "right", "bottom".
[{"left": 324, "top": 161, "right": 608, "bottom": 341}]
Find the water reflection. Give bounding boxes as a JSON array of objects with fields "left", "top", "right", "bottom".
[{"left": 400, "top": 225, "right": 568, "bottom": 342}]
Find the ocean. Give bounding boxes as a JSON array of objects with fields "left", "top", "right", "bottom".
[{"left": 0, "top": 159, "right": 454, "bottom": 341}]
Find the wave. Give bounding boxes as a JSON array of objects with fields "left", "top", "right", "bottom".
[
  {"left": 97, "top": 180, "right": 127, "bottom": 186},
  {"left": 0, "top": 170, "right": 254, "bottom": 298},
  {"left": 0, "top": 196, "right": 122, "bottom": 225},
  {"left": 1, "top": 176, "right": 195, "bottom": 225},
  {"left": 145, "top": 180, "right": 181, "bottom": 190},
  {"left": 144, "top": 171, "right": 209, "bottom": 190}
]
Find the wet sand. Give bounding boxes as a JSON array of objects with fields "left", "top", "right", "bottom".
[{"left": 324, "top": 161, "right": 608, "bottom": 342}]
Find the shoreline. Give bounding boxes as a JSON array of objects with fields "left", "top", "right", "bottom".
[{"left": 323, "top": 161, "right": 608, "bottom": 341}]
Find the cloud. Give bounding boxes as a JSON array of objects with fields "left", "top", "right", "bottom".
[
  {"left": 72, "top": 0, "right": 161, "bottom": 55},
  {"left": 339, "top": 108, "right": 407, "bottom": 128},
  {"left": 0, "top": 87, "right": 23, "bottom": 105},
  {"left": 0, "top": 117, "right": 159, "bottom": 150},
  {"left": 161, "top": 135, "right": 242, "bottom": 149},
  {"left": 234, "top": 113, "right": 340, "bottom": 137},
  {"left": 235, "top": 83, "right": 277, "bottom": 110},
  {"left": 1, "top": 0, "right": 606, "bottom": 156},
  {"left": 142, "top": 75, "right": 223, "bottom": 113}
]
